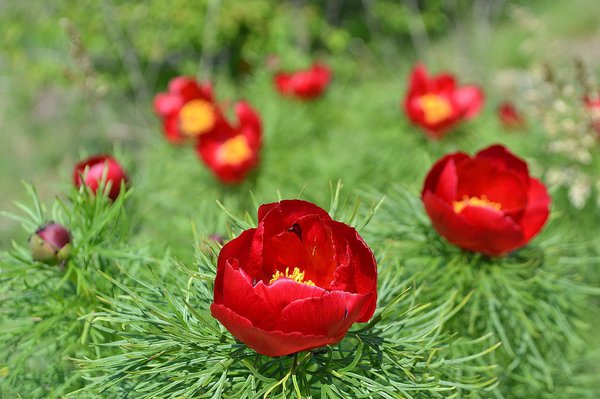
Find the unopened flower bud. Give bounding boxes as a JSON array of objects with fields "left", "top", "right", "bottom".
[
  {"left": 73, "top": 155, "right": 128, "bottom": 201},
  {"left": 209, "top": 234, "right": 224, "bottom": 245},
  {"left": 199, "top": 234, "right": 225, "bottom": 255},
  {"left": 28, "top": 223, "right": 72, "bottom": 264}
]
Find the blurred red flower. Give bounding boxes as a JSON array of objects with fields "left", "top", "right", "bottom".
[
  {"left": 583, "top": 94, "right": 600, "bottom": 134},
  {"left": 73, "top": 155, "right": 128, "bottom": 201},
  {"left": 422, "top": 145, "right": 550, "bottom": 256},
  {"left": 211, "top": 199, "right": 378, "bottom": 357},
  {"left": 153, "top": 76, "right": 223, "bottom": 144},
  {"left": 196, "top": 101, "right": 262, "bottom": 184},
  {"left": 497, "top": 102, "right": 526, "bottom": 130},
  {"left": 274, "top": 63, "right": 332, "bottom": 100},
  {"left": 404, "top": 64, "right": 484, "bottom": 139}
]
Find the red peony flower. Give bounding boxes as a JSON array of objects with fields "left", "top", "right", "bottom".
[
  {"left": 274, "top": 63, "right": 332, "bottom": 100},
  {"left": 497, "top": 102, "right": 526, "bottom": 130},
  {"left": 583, "top": 94, "right": 600, "bottom": 134},
  {"left": 421, "top": 145, "right": 550, "bottom": 256},
  {"left": 211, "top": 199, "right": 378, "bottom": 357},
  {"left": 73, "top": 155, "right": 128, "bottom": 201},
  {"left": 29, "top": 222, "right": 72, "bottom": 264},
  {"left": 196, "top": 101, "right": 262, "bottom": 184},
  {"left": 153, "top": 76, "right": 223, "bottom": 144},
  {"left": 404, "top": 63, "right": 484, "bottom": 139}
]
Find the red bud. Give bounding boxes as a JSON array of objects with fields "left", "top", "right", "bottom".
[{"left": 29, "top": 223, "right": 72, "bottom": 264}]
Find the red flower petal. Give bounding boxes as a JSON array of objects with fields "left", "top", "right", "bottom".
[
  {"left": 168, "top": 76, "right": 207, "bottom": 101},
  {"left": 329, "top": 221, "right": 378, "bottom": 322},
  {"left": 235, "top": 101, "right": 262, "bottom": 146},
  {"left": 520, "top": 178, "right": 551, "bottom": 241},
  {"left": 253, "top": 202, "right": 337, "bottom": 287},
  {"left": 253, "top": 279, "right": 326, "bottom": 315},
  {"left": 244, "top": 223, "right": 267, "bottom": 281},
  {"left": 404, "top": 96, "right": 429, "bottom": 128},
  {"left": 273, "top": 63, "right": 331, "bottom": 100},
  {"left": 498, "top": 102, "right": 526, "bottom": 130},
  {"left": 274, "top": 73, "right": 292, "bottom": 94},
  {"left": 266, "top": 229, "right": 314, "bottom": 280},
  {"left": 455, "top": 158, "right": 528, "bottom": 212},
  {"left": 421, "top": 154, "right": 469, "bottom": 203},
  {"left": 294, "top": 215, "right": 337, "bottom": 285},
  {"left": 153, "top": 93, "right": 183, "bottom": 117},
  {"left": 432, "top": 73, "right": 456, "bottom": 93},
  {"left": 453, "top": 85, "right": 484, "bottom": 119},
  {"left": 219, "top": 260, "right": 276, "bottom": 331},
  {"left": 422, "top": 154, "right": 456, "bottom": 199},
  {"left": 168, "top": 76, "right": 195, "bottom": 93},
  {"left": 423, "top": 191, "right": 524, "bottom": 256},
  {"left": 257, "top": 200, "right": 332, "bottom": 225},
  {"left": 260, "top": 215, "right": 337, "bottom": 286},
  {"left": 408, "top": 63, "right": 429, "bottom": 94},
  {"left": 476, "top": 144, "right": 529, "bottom": 186},
  {"left": 433, "top": 157, "right": 462, "bottom": 202},
  {"left": 162, "top": 115, "right": 186, "bottom": 144},
  {"left": 458, "top": 205, "right": 525, "bottom": 255},
  {"left": 211, "top": 303, "right": 337, "bottom": 357},
  {"left": 279, "top": 291, "right": 369, "bottom": 336},
  {"left": 215, "top": 228, "right": 256, "bottom": 303},
  {"left": 310, "top": 63, "right": 332, "bottom": 87}
]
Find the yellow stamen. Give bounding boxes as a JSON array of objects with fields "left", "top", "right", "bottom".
[
  {"left": 452, "top": 195, "right": 502, "bottom": 214},
  {"left": 217, "top": 135, "right": 252, "bottom": 165},
  {"left": 269, "top": 267, "right": 315, "bottom": 286},
  {"left": 179, "top": 99, "right": 216, "bottom": 136},
  {"left": 420, "top": 94, "right": 453, "bottom": 125}
]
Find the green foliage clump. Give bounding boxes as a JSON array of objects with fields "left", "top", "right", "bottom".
[
  {"left": 363, "top": 185, "right": 600, "bottom": 398},
  {"left": 0, "top": 184, "right": 151, "bottom": 398},
  {"left": 75, "top": 195, "right": 497, "bottom": 398},
  {"left": 1, "top": 0, "right": 464, "bottom": 90}
]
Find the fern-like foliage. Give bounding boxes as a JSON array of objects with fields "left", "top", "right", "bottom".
[
  {"left": 0, "top": 182, "right": 148, "bottom": 398},
  {"left": 74, "top": 189, "right": 497, "bottom": 398},
  {"left": 362, "top": 185, "right": 600, "bottom": 398}
]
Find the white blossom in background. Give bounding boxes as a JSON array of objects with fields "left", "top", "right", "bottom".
[
  {"left": 502, "top": 61, "right": 599, "bottom": 210},
  {"left": 568, "top": 177, "right": 591, "bottom": 209}
]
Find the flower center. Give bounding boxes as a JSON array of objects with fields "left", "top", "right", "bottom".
[
  {"left": 217, "top": 135, "right": 252, "bottom": 165},
  {"left": 420, "top": 94, "right": 453, "bottom": 125},
  {"left": 452, "top": 195, "right": 502, "bottom": 214},
  {"left": 179, "top": 99, "right": 216, "bottom": 136},
  {"left": 269, "top": 267, "right": 315, "bottom": 286}
]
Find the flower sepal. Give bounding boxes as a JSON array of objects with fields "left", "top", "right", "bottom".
[{"left": 28, "top": 222, "right": 72, "bottom": 265}]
